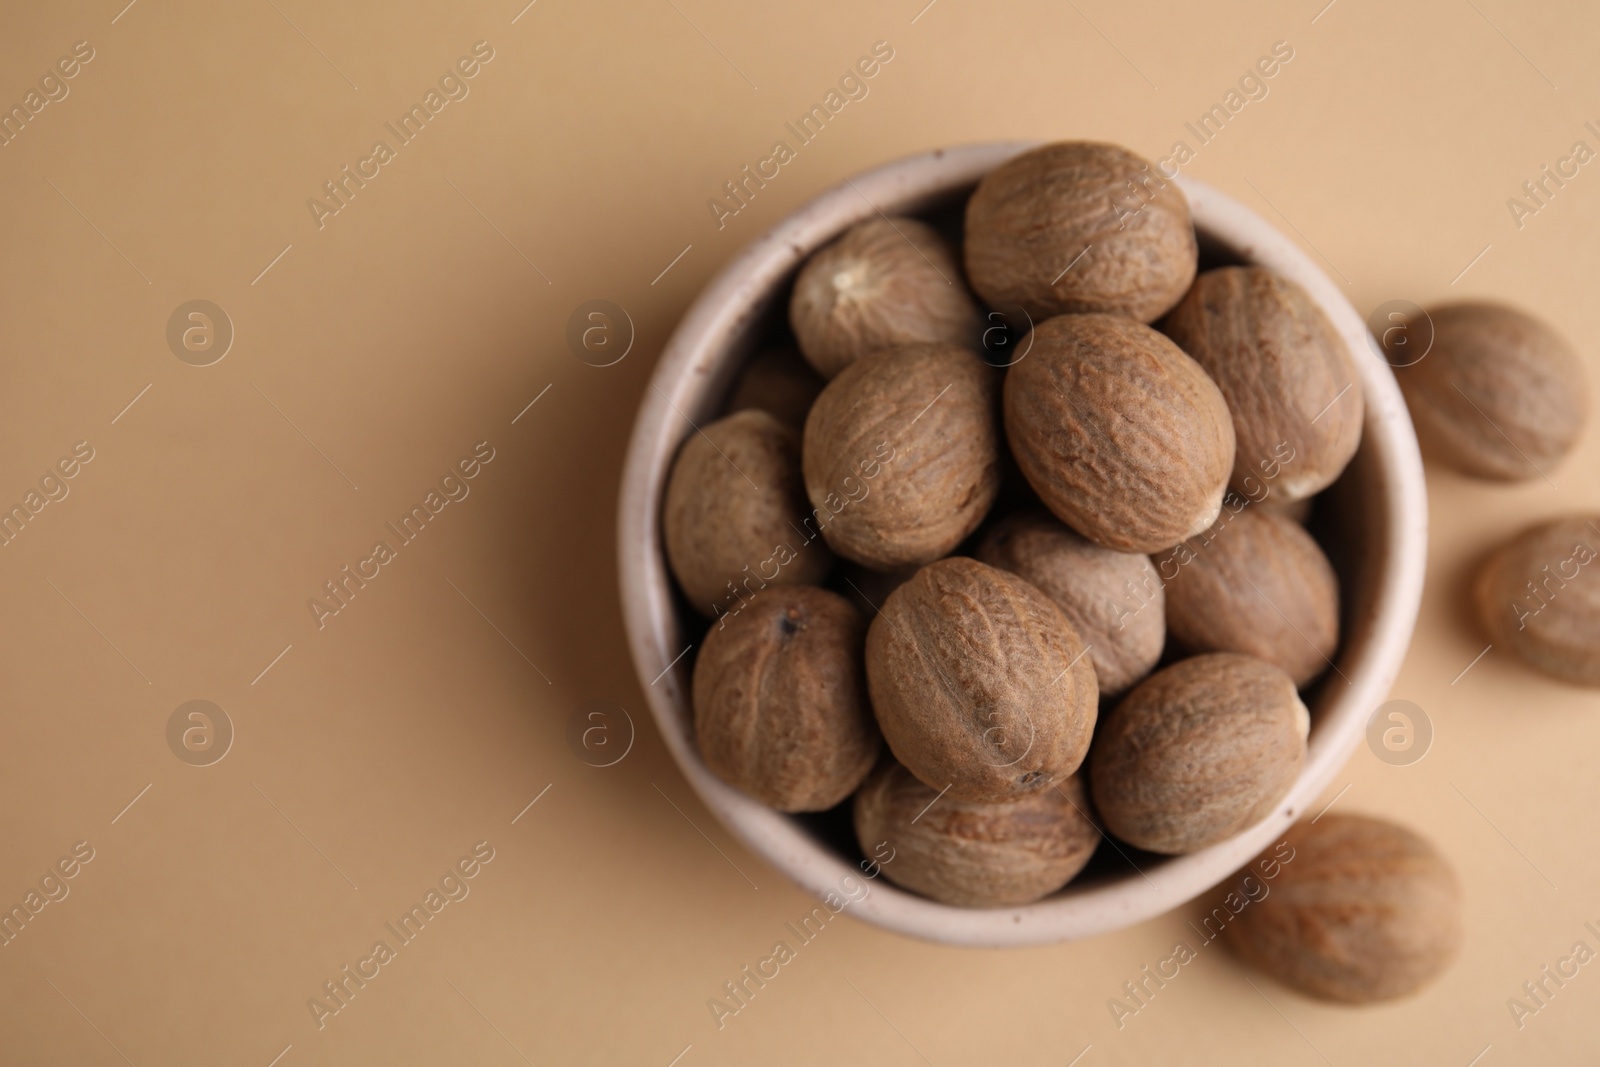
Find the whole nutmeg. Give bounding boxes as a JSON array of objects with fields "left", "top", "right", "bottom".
[
  {"left": 964, "top": 141, "right": 1197, "bottom": 322},
  {"left": 1474, "top": 514, "right": 1600, "bottom": 685},
  {"left": 803, "top": 344, "right": 1001, "bottom": 570},
  {"left": 790, "top": 216, "right": 982, "bottom": 379},
  {"left": 1004, "top": 313, "right": 1236, "bottom": 553},
  {"left": 1161, "top": 266, "right": 1364, "bottom": 502},
  {"left": 1229, "top": 814, "right": 1462, "bottom": 1003},
  {"left": 1395, "top": 301, "right": 1588, "bottom": 481},
  {"left": 1161, "top": 506, "right": 1340, "bottom": 687},
  {"left": 1090, "top": 653, "right": 1307, "bottom": 854},
  {"left": 663, "top": 409, "right": 833, "bottom": 615},
  {"left": 866, "top": 557, "right": 1098, "bottom": 802},
  {"left": 977, "top": 510, "right": 1164, "bottom": 696},
  {"left": 853, "top": 760, "right": 1099, "bottom": 907},
  {"left": 726, "top": 346, "right": 825, "bottom": 430},
  {"left": 692, "top": 586, "right": 879, "bottom": 811}
]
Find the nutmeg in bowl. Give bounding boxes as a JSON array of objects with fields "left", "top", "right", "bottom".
[{"left": 618, "top": 143, "right": 1426, "bottom": 946}]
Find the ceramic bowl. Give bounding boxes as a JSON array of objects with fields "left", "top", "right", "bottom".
[{"left": 617, "top": 142, "right": 1426, "bottom": 946}]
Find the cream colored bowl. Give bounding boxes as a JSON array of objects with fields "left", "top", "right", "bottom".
[{"left": 617, "top": 143, "right": 1426, "bottom": 946}]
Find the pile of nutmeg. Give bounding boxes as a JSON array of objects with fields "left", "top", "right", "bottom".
[{"left": 662, "top": 142, "right": 1593, "bottom": 1004}]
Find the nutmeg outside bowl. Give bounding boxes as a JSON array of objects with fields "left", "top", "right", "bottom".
[{"left": 618, "top": 143, "right": 1426, "bottom": 947}]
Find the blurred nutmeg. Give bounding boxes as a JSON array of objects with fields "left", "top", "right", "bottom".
[
  {"left": 1474, "top": 514, "right": 1600, "bottom": 685},
  {"left": 1161, "top": 266, "right": 1363, "bottom": 502},
  {"left": 1161, "top": 506, "right": 1340, "bottom": 687},
  {"left": 790, "top": 216, "right": 982, "bottom": 379},
  {"left": 663, "top": 409, "right": 833, "bottom": 615},
  {"left": 1229, "top": 814, "right": 1462, "bottom": 1003},
  {"left": 1394, "top": 301, "right": 1588, "bottom": 481},
  {"left": 964, "top": 141, "right": 1197, "bottom": 322},
  {"left": 866, "top": 557, "right": 1098, "bottom": 802},
  {"left": 725, "top": 346, "right": 825, "bottom": 430},
  {"left": 1090, "top": 653, "right": 1307, "bottom": 854},
  {"left": 1004, "top": 313, "right": 1236, "bottom": 554},
  {"left": 802, "top": 343, "right": 1001, "bottom": 570},
  {"left": 692, "top": 586, "right": 879, "bottom": 811},
  {"left": 977, "top": 510, "right": 1164, "bottom": 696},
  {"left": 853, "top": 760, "right": 1099, "bottom": 907}
]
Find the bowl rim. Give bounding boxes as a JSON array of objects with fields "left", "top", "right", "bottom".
[{"left": 617, "top": 142, "right": 1428, "bottom": 947}]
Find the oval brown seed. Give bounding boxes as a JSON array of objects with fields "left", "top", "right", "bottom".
[
  {"left": 693, "top": 586, "right": 879, "bottom": 812},
  {"left": 1161, "top": 266, "right": 1363, "bottom": 502},
  {"left": 803, "top": 344, "right": 1001, "bottom": 570},
  {"left": 1004, "top": 313, "right": 1236, "bottom": 554},
  {"left": 853, "top": 760, "right": 1099, "bottom": 907},
  {"left": 866, "top": 557, "right": 1098, "bottom": 802},
  {"left": 1395, "top": 301, "right": 1588, "bottom": 481},
  {"left": 1090, "top": 653, "right": 1307, "bottom": 854},
  {"left": 664, "top": 409, "right": 833, "bottom": 615},
  {"left": 1229, "top": 814, "right": 1462, "bottom": 1003},
  {"left": 790, "top": 216, "right": 981, "bottom": 380},
  {"left": 1474, "top": 514, "right": 1600, "bottom": 685},
  {"left": 1161, "top": 506, "right": 1340, "bottom": 687},
  {"left": 965, "top": 141, "right": 1197, "bottom": 323}
]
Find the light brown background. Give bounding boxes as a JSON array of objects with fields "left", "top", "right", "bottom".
[{"left": 1, "top": 0, "right": 1597, "bottom": 1063}]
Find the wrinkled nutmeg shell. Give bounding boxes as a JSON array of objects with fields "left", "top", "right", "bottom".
[
  {"left": 664, "top": 409, "right": 833, "bottom": 614},
  {"left": 1004, "top": 313, "right": 1236, "bottom": 554},
  {"left": 1090, "top": 653, "right": 1307, "bottom": 854},
  {"left": 1474, "top": 514, "right": 1600, "bottom": 685},
  {"left": 1161, "top": 266, "right": 1363, "bottom": 502},
  {"left": 790, "top": 216, "right": 982, "bottom": 379},
  {"left": 1395, "top": 301, "right": 1588, "bottom": 481},
  {"left": 866, "top": 557, "right": 1098, "bottom": 802},
  {"left": 1161, "top": 506, "right": 1340, "bottom": 687},
  {"left": 853, "top": 760, "right": 1099, "bottom": 907},
  {"left": 692, "top": 586, "right": 879, "bottom": 811},
  {"left": 1229, "top": 814, "right": 1462, "bottom": 1003},
  {"left": 726, "top": 346, "right": 825, "bottom": 431},
  {"left": 977, "top": 510, "right": 1164, "bottom": 696},
  {"left": 964, "top": 141, "right": 1197, "bottom": 322},
  {"left": 803, "top": 344, "right": 1001, "bottom": 570}
]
